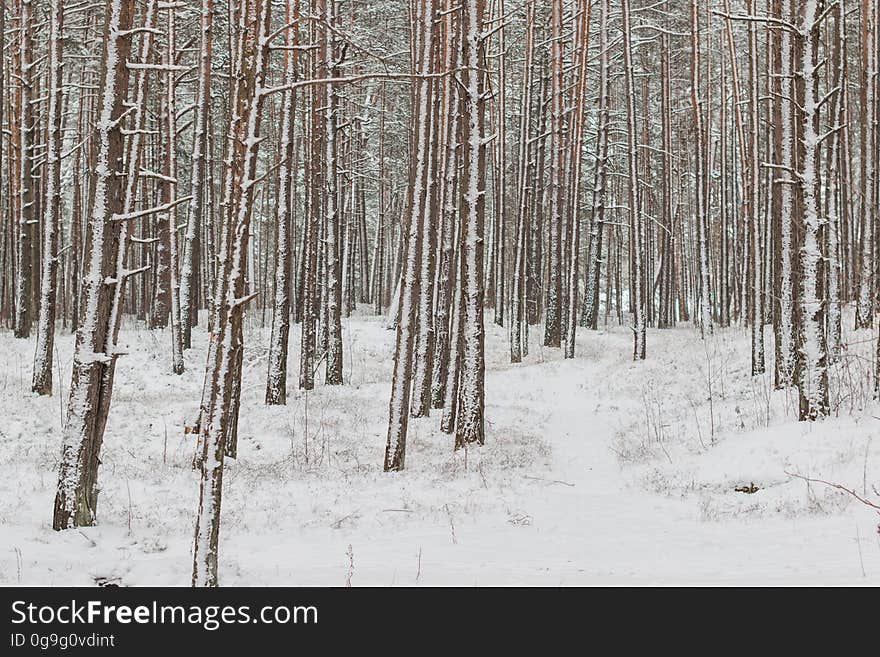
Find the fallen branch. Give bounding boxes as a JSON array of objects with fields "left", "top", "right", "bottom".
[
  {"left": 524, "top": 475, "right": 575, "bottom": 487},
  {"left": 785, "top": 471, "right": 880, "bottom": 511}
]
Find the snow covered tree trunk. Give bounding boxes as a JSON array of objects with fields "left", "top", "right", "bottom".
[
  {"left": 491, "top": 0, "right": 506, "bottom": 328},
  {"left": 656, "top": 3, "right": 675, "bottom": 329},
  {"left": 0, "top": 7, "right": 4, "bottom": 307},
  {"left": 441, "top": 230, "right": 464, "bottom": 435},
  {"left": 431, "top": 2, "right": 461, "bottom": 404},
  {"left": 796, "top": 0, "right": 829, "bottom": 419},
  {"left": 622, "top": 0, "right": 646, "bottom": 361},
  {"left": 543, "top": 0, "right": 564, "bottom": 349},
  {"left": 872, "top": 0, "right": 880, "bottom": 316},
  {"left": 356, "top": 164, "right": 370, "bottom": 305},
  {"left": 13, "top": 0, "right": 35, "bottom": 339},
  {"left": 266, "top": 1, "right": 299, "bottom": 406},
  {"left": 563, "top": 0, "right": 591, "bottom": 359},
  {"left": 774, "top": 0, "right": 795, "bottom": 386},
  {"left": 747, "top": 0, "right": 765, "bottom": 375},
  {"left": 299, "top": 0, "right": 324, "bottom": 392},
  {"left": 192, "top": 0, "right": 271, "bottom": 586},
  {"left": 855, "top": 0, "right": 875, "bottom": 328},
  {"left": 721, "top": 0, "right": 751, "bottom": 327},
  {"left": 373, "top": 83, "right": 387, "bottom": 316},
  {"left": 689, "top": 0, "right": 713, "bottom": 338},
  {"left": 582, "top": 0, "right": 609, "bottom": 332},
  {"left": 827, "top": 0, "right": 846, "bottom": 361},
  {"left": 868, "top": 0, "right": 880, "bottom": 390},
  {"left": 384, "top": 0, "right": 433, "bottom": 470},
  {"left": 510, "top": 0, "right": 535, "bottom": 362},
  {"left": 410, "top": 0, "right": 441, "bottom": 418},
  {"left": 454, "top": 0, "right": 486, "bottom": 449},
  {"left": 164, "top": 3, "right": 184, "bottom": 375},
  {"left": 53, "top": 0, "right": 136, "bottom": 530},
  {"left": 180, "top": 0, "right": 213, "bottom": 349},
  {"left": 108, "top": 0, "right": 157, "bottom": 362},
  {"left": 341, "top": 136, "right": 353, "bottom": 318},
  {"left": 190, "top": 0, "right": 246, "bottom": 468},
  {"left": 324, "top": 0, "right": 344, "bottom": 386},
  {"left": 718, "top": 24, "right": 730, "bottom": 330},
  {"left": 526, "top": 65, "right": 547, "bottom": 329},
  {"left": 151, "top": 205, "right": 171, "bottom": 328},
  {"left": 31, "top": 0, "right": 64, "bottom": 395}
]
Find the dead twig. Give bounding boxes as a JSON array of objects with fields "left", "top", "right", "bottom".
[
  {"left": 785, "top": 471, "right": 880, "bottom": 511},
  {"left": 444, "top": 504, "right": 457, "bottom": 545},
  {"left": 523, "top": 475, "right": 575, "bottom": 487},
  {"left": 345, "top": 544, "right": 354, "bottom": 587}
]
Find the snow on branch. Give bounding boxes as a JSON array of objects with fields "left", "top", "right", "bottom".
[{"left": 112, "top": 196, "right": 193, "bottom": 222}]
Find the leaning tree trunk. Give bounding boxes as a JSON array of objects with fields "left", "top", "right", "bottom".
[
  {"left": 53, "top": 0, "right": 136, "bottom": 530},
  {"left": 384, "top": 0, "right": 434, "bottom": 471},
  {"left": 192, "top": 0, "right": 271, "bottom": 586}
]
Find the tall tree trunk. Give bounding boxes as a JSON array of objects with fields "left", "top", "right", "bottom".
[
  {"left": 192, "top": 0, "right": 271, "bottom": 586},
  {"left": 266, "top": 0, "right": 300, "bottom": 406},
  {"left": 180, "top": 0, "right": 213, "bottom": 349},
  {"left": 32, "top": 0, "right": 64, "bottom": 395},
  {"left": 384, "top": 0, "right": 434, "bottom": 470},
  {"left": 622, "top": 0, "right": 646, "bottom": 360},
  {"left": 13, "top": 0, "right": 35, "bottom": 339},
  {"left": 454, "top": 0, "right": 487, "bottom": 449},
  {"left": 324, "top": 0, "right": 344, "bottom": 385},
  {"left": 796, "top": 0, "right": 828, "bottom": 418},
  {"left": 583, "top": 0, "right": 610, "bottom": 332},
  {"left": 855, "top": 0, "right": 875, "bottom": 328},
  {"left": 165, "top": 3, "right": 184, "bottom": 375},
  {"left": 747, "top": 0, "right": 765, "bottom": 374},
  {"left": 430, "top": 3, "right": 461, "bottom": 403},
  {"left": 410, "top": 0, "right": 441, "bottom": 418},
  {"left": 543, "top": 0, "right": 564, "bottom": 348},
  {"left": 690, "top": 0, "right": 713, "bottom": 337},
  {"left": 510, "top": 0, "right": 535, "bottom": 362},
  {"left": 492, "top": 0, "right": 506, "bottom": 328},
  {"left": 564, "top": 0, "right": 591, "bottom": 358},
  {"left": 53, "top": 0, "right": 136, "bottom": 530}
]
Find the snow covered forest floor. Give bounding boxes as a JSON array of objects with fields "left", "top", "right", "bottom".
[{"left": 2, "top": 314, "right": 879, "bottom": 585}]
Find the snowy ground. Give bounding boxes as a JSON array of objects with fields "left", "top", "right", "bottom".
[{"left": 1, "top": 310, "right": 879, "bottom": 586}]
